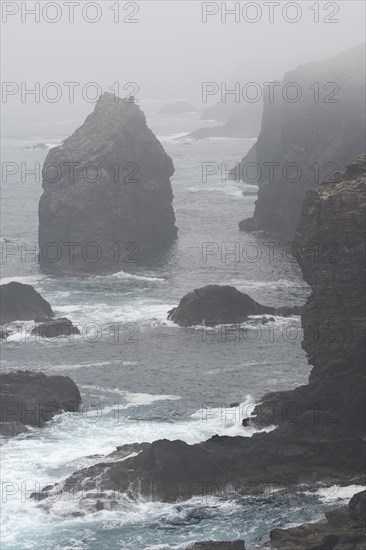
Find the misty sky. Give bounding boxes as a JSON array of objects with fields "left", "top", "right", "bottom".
[{"left": 1, "top": 1, "right": 365, "bottom": 132}]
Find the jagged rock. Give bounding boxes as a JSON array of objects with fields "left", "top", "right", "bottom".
[
  {"left": 270, "top": 490, "right": 366, "bottom": 549},
  {"left": 31, "top": 317, "right": 80, "bottom": 338},
  {"left": 0, "top": 371, "right": 81, "bottom": 427},
  {"left": 159, "top": 101, "right": 199, "bottom": 114},
  {"left": 38, "top": 93, "right": 177, "bottom": 275},
  {"left": 0, "top": 282, "right": 54, "bottom": 324},
  {"left": 238, "top": 44, "right": 365, "bottom": 238},
  {"left": 167, "top": 285, "right": 274, "bottom": 326},
  {"left": 186, "top": 542, "right": 246, "bottom": 549}
]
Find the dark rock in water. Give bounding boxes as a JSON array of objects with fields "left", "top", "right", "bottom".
[
  {"left": 31, "top": 317, "right": 80, "bottom": 338},
  {"left": 238, "top": 44, "right": 365, "bottom": 238},
  {"left": 186, "top": 541, "right": 245, "bottom": 549},
  {"left": 0, "top": 371, "right": 81, "bottom": 427},
  {"left": 0, "top": 329, "right": 10, "bottom": 340},
  {"left": 270, "top": 490, "right": 366, "bottom": 549},
  {"left": 0, "top": 282, "right": 54, "bottom": 324},
  {"left": 159, "top": 101, "right": 200, "bottom": 115},
  {"left": 38, "top": 92, "right": 177, "bottom": 275},
  {"left": 0, "top": 421, "right": 28, "bottom": 436},
  {"left": 168, "top": 285, "right": 274, "bottom": 326}
]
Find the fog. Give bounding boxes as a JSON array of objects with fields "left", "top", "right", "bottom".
[{"left": 1, "top": 1, "right": 365, "bottom": 134}]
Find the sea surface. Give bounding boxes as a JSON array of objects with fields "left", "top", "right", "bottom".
[{"left": 1, "top": 101, "right": 361, "bottom": 549}]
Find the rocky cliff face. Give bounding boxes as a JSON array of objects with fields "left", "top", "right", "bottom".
[
  {"left": 239, "top": 44, "right": 365, "bottom": 238},
  {"left": 38, "top": 93, "right": 177, "bottom": 275},
  {"left": 35, "top": 158, "right": 366, "bottom": 508}
]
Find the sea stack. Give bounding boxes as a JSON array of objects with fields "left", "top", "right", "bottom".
[{"left": 38, "top": 93, "right": 177, "bottom": 275}]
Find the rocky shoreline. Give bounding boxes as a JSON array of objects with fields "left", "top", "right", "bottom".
[{"left": 29, "top": 156, "right": 365, "bottom": 550}]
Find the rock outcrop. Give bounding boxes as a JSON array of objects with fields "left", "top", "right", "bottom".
[
  {"left": 0, "top": 371, "right": 81, "bottom": 430},
  {"left": 0, "top": 282, "right": 54, "bottom": 324},
  {"left": 38, "top": 93, "right": 177, "bottom": 275},
  {"left": 36, "top": 158, "right": 365, "bottom": 507},
  {"left": 167, "top": 285, "right": 274, "bottom": 326},
  {"left": 250, "top": 156, "right": 366, "bottom": 433},
  {"left": 270, "top": 490, "right": 366, "bottom": 550},
  {"left": 238, "top": 44, "right": 365, "bottom": 238},
  {"left": 31, "top": 317, "right": 80, "bottom": 338}
]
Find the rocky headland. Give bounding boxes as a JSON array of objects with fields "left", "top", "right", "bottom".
[
  {"left": 38, "top": 93, "right": 177, "bottom": 275},
  {"left": 238, "top": 44, "right": 365, "bottom": 238},
  {"left": 33, "top": 158, "right": 365, "bottom": 517}
]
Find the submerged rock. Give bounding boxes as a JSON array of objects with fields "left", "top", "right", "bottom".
[
  {"left": 168, "top": 285, "right": 274, "bottom": 326},
  {"left": 238, "top": 44, "right": 365, "bottom": 238},
  {"left": 38, "top": 93, "right": 177, "bottom": 275},
  {"left": 0, "top": 371, "right": 81, "bottom": 428},
  {"left": 0, "top": 282, "right": 54, "bottom": 324},
  {"left": 31, "top": 317, "right": 80, "bottom": 338}
]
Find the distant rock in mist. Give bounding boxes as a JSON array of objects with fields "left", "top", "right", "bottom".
[{"left": 237, "top": 43, "right": 366, "bottom": 238}]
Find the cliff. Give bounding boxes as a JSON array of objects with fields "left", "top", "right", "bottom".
[
  {"left": 252, "top": 156, "right": 366, "bottom": 434},
  {"left": 238, "top": 44, "right": 365, "bottom": 237},
  {"left": 35, "top": 158, "right": 366, "bottom": 509},
  {"left": 38, "top": 93, "right": 177, "bottom": 275}
]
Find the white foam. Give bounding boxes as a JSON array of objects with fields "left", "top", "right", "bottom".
[{"left": 317, "top": 484, "right": 366, "bottom": 503}]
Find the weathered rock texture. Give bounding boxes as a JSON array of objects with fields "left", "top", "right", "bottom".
[
  {"left": 270, "top": 490, "right": 366, "bottom": 550},
  {"left": 0, "top": 371, "right": 81, "bottom": 429},
  {"left": 168, "top": 285, "right": 275, "bottom": 326},
  {"left": 238, "top": 44, "right": 365, "bottom": 238},
  {"left": 252, "top": 156, "right": 366, "bottom": 433},
  {"left": 38, "top": 93, "right": 177, "bottom": 275},
  {"left": 0, "top": 282, "right": 54, "bottom": 324},
  {"left": 37, "top": 158, "right": 365, "bottom": 506}
]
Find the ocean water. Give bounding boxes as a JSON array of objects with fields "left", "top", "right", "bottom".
[{"left": 1, "top": 102, "right": 359, "bottom": 549}]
